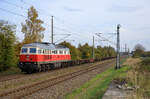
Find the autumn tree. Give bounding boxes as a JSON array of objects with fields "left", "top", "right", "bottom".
[
  {"left": 0, "top": 20, "right": 17, "bottom": 71},
  {"left": 22, "top": 6, "right": 45, "bottom": 44}
]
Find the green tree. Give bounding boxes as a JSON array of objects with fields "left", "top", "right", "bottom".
[
  {"left": 79, "top": 43, "right": 92, "bottom": 59},
  {"left": 22, "top": 6, "right": 45, "bottom": 44},
  {"left": 0, "top": 20, "right": 17, "bottom": 71},
  {"left": 59, "top": 41, "right": 116, "bottom": 60},
  {"left": 59, "top": 41, "right": 80, "bottom": 60},
  {"left": 103, "top": 46, "right": 116, "bottom": 57},
  {"left": 95, "top": 46, "right": 103, "bottom": 58},
  {"left": 133, "top": 44, "right": 145, "bottom": 57}
]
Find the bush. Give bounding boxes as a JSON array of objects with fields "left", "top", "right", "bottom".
[{"left": 141, "top": 57, "right": 150, "bottom": 66}]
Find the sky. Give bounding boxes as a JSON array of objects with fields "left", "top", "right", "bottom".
[{"left": 0, "top": 0, "right": 150, "bottom": 51}]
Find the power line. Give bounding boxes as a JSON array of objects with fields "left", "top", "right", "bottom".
[
  {"left": 1, "top": 0, "right": 27, "bottom": 10},
  {"left": 0, "top": 0, "right": 52, "bottom": 26},
  {"left": 21, "top": 0, "right": 79, "bottom": 29},
  {"left": 0, "top": 0, "right": 101, "bottom": 45},
  {"left": 54, "top": 34, "right": 71, "bottom": 44},
  {"left": 95, "top": 33, "right": 116, "bottom": 46},
  {"left": 0, "top": 7, "right": 26, "bottom": 18},
  {"left": 0, "top": 7, "right": 86, "bottom": 43},
  {"left": 1, "top": 0, "right": 94, "bottom": 43},
  {"left": 0, "top": 7, "right": 84, "bottom": 40},
  {"left": 20, "top": 0, "right": 95, "bottom": 40}
]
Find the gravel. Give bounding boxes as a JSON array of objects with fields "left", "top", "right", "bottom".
[
  {"left": 23, "top": 60, "right": 115, "bottom": 99},
  {"left": 0, "top": 63, "right": 97, "bottom": 93}
]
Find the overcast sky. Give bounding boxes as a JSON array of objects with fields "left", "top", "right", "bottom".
[{"left": 0, "top": 0, "right": 150, "bottom": 51}]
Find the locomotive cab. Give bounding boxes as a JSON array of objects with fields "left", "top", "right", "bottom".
[
  {"left": 19, "top": 47, "right": 40, "bottom": 73},
  {"left": 18, "top": 42, "right": 71, "bottom": 73},
  {"left": 20, "top": 47, "right": 39, "bottom": 62}
]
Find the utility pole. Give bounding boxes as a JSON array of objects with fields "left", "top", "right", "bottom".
[
  {"left": 128, "top": 48, "right": 130, "bottom": 58},
  {"left": 51, "top": 16, "right": 54, "bottom": 43},
  {"left": 93, "top": 36, "right": 95, "bottom": 59},
  {"left": 125, "top": 44, "right": 127, "bottom": 53},
  {"left": 115, "top": 24, "right": 121, "bottom": 69}
]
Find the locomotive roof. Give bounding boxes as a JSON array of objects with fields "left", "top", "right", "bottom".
[{"left": 22, "top": 42, "right": 69, "bottom": 50}]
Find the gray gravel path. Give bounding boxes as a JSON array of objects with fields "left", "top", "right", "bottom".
[{"left": 102, "top": 82, "right": 133, "bottom": 99}]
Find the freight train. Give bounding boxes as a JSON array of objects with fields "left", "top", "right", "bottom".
[{"left": 18, "top": 42, "right": 114, "bottom": 73}]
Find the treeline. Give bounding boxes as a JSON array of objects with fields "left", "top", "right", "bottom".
[
  {"left": 132, "top": 44, "right": 150, "bottom": 58},
  {"left": 59, "top": 41, "right": 116, "bottom": 60},
  {"left": 0, "top": 6, "right": 116, "bottom": 72}
]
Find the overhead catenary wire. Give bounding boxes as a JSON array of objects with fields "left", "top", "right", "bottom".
[
  {"left": 20, "top": 0, "right": 80, "bottom": 30},
  {"left": 95, "top": 33, "right": 116, "bottom": 46},
  {"left": 0, "top": 7, "right": 26, "bottom": 18},
  {"left": 0, "top": 0, "right": 117, "bottom": 47},
  {"left": 20, "top": 0, "right": 95, "bottom": 40},
  {"left": 1, "top": 0, "right": 28, "bottom": 10},
  {"left": 0, "top": 7, "right": 89, "bottom": 45},
  {"left": 0, "top": 0, "right": 97, "bottom": 44}
]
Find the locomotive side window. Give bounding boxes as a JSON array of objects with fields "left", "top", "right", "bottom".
[
  {"left": 38, "top": 49, "right": 41, "bottom": 54},
  {"left": 21, "top": 48, "right": 28, "bottom": 53},
  {"left": 64, "top": 51, "right": 66, "bottom": 54},
  {"left": 30, "top": 48, "right": 36, "bottom": 53},
  {"left": 52, "top": 50, "right": 55, "bottom": 54},
  {"left": 55, "top": 50, "right": 57, "bottom": 54},
  {"left": 59, "top": 50, "right": 63, "bottom": 54}
]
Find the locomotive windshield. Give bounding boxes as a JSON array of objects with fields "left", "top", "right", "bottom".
[
  {"left": 30, "top": 48, "right": 36, "bottom": 53},
  {"left": 21, "top": 48, "right": 28, "bottom": 53}
]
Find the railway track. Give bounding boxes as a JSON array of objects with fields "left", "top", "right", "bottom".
[
  {"left": 0, "top": 60, "right": 109, "bottom": 93},
  {"left": 0, "top": 75, "right": 23, "bottom": 83},
  {"left": 0, "top": 62, "right": 96, "bottom": 84},
  {"left": 0, "top": 59, "right": 115, "bottom": 99}
]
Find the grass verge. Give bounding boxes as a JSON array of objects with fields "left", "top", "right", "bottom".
[
  {"left": 0, "top": 67, "right": 21, "bottom": 76},
  {"left": 65, "top": 58, "right": 129, "bottom": 99}
]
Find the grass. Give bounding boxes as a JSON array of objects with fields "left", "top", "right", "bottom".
[
  {"left": 65, "top": 57, "right": 130, "bottom": 99},
  {"left": 126, "top": 57, "right": 150, "bottom": 99},
  {"left": 141, "top": 57, "right": 150, "bottom": 71},
  {"left": 0, "top": 67, "right": 21, "bottom": 76}
]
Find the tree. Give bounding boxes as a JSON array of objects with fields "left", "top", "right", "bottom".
[
  {"left": 0, "top": 20, "right": 17, "bottom": 71},
  {"left": 79, "top": 43, "right": 92, "bottom": 59},
  {"left": 59, "top": 41, "right": 80, "bottom": 60},
  {"left": 59, "top": 40, "right": 116, "bottom": 60},
  {"left": 133, "top": 44, "right": 145, "bottom": 57},
  {"left": 21, "top": 6, "right": 45, "bottom": 44}
]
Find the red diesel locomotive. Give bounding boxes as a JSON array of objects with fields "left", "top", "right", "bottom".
[
  {"left": 18, "top": 42, "right": 71, "bottom": 73},
  {"left": 18, "top": 42, "right": 114, "bottom": 73}
]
